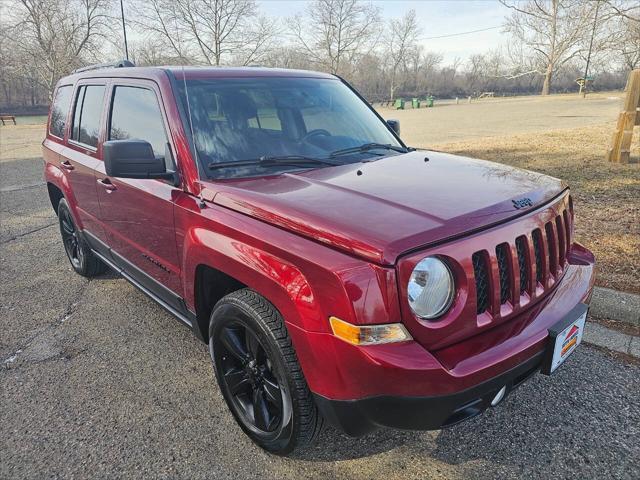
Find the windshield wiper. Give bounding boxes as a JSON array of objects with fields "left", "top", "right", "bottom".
[
  {"left": 329, "top": 143, "right": 408, "bottom": 158},
  {"left": 207, "top": 155, "right": 339, "bottom": 171}
]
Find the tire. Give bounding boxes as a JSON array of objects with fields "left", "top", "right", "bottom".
[
  {"left": 208, "top": 289, "right": 324, "bottom": 455},
  {"left": 57, "top": 198, "right": 106, "bottom": 277}
]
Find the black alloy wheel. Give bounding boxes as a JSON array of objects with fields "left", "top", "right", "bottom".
[
  {"left": 57, "top": 198, "right": 106, "bottom": 277},
  {"left": 209, "top": 289, "right": 324, "bottom": 455},
  {"left": 59, "top": 203, "right": 84, "bottom": 270},
  {"left": 217, "top": 323, "right": 284, "bottom": 433}
]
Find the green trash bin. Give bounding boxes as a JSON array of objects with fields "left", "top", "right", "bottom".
[
  {"left": 425, "top": 95, "right": 434, "bottom": 107},
  {"left": 412, "top": 98, "right": 420, "bottom": 109},
  {"left": 394, "top": 98, "right": 405, "bottom": 109}
]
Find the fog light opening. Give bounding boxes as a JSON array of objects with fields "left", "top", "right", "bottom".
[{"left": 491, "top": 386, "right": 507, "bottom": 407}]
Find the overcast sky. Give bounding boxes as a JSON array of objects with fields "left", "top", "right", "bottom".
[{"left": 259, "top": 0, "right": 512, "bottom": 63}]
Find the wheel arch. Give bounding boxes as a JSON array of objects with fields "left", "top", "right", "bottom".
[
  {"left": 47, "top": 182, "right": 64, "bottom": 215},
  {"left": 44, "top": 163, "right": 82, "bottom": 227},
  {"left": 193, "top": 264, "right": 247, "bottom": 341},
  {"left": 183, "top": 231, "right": 326, "bottom": 342}
]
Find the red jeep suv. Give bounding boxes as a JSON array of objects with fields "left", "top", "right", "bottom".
[{"left": 43, "top": 62, "right": 595, "bottom": 455}]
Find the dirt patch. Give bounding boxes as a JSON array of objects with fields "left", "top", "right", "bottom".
[
  {"left": 590, "top": 316, "right": 640, "bottom": 337},
  {"left": 430, "top": 124, "right": 640, "bottom": 294},
  {"left": 376, "top": 91, "right": 622, "bottom": 144},
  {"left": 0, "top": 124, "right": 46, "bottom": 161}
]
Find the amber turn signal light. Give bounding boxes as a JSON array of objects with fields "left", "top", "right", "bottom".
[{"left": 329, "top": 317, "right": 412, "bottom": 346}]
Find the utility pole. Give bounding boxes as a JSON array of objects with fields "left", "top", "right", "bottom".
[
  {"left": 120, "top": 0, "right": 129, "bottom": 61},
  {"left": 580, "top": 0, "right": 601, "bottom": 98}
]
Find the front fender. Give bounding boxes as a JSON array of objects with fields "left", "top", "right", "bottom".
[
  {"left": 182, "top": 226, "right": 325, "bottom": 336},
  {"left": 176, "top": 199, "right": 402, "bottom": 335}
]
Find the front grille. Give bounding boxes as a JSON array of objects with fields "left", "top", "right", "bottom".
[
  {"left": 470, "top": 201, "right": 571, "bottom": 318},
  {"left": 515, "top": 236, "right": 529, "bottom": 293},
  {"left": 496, "top": 243, "right": 511, "bottom": 304},
  {"left": 472, "top": 252, "right": 490, "bottom": 314}
]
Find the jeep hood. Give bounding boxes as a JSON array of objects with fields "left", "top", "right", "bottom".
[{"left": 205, "top": 151, "right": 566, "bottom": 265}]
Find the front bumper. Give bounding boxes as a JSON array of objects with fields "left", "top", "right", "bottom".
[
  {"left": 286, "top": 243, "right": 594, "bottom": 434},
  {"left": 313, "top": 351, "right": 543, "bottom": 436}
]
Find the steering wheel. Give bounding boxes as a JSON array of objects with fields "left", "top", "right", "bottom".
[{"left": 300, "top": 129, "right": 331, "bottom": 143}]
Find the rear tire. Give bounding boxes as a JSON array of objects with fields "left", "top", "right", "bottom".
[
  {"left": 57, "top": 198, "right": 106, "bottom": 277},
  {"left": 208, "top": 289, "right": 323, "bottom": 455}
]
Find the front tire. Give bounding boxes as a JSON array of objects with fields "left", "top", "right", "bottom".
[
  {"left": 209, "top": 289, "right": 323, "bottom": 455},
  {"left": 57, "top": 198, "right": 106, "bottom": 277}
]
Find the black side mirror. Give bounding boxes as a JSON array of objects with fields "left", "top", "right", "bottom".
[
  {"left": 103, "top": 140, "right": 175, "bottom": 181},
  {"left": 386, "top": 119, "right": 400, "bottom": 136}
]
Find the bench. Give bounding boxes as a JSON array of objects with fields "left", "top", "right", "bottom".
[{"left": 0, "top": 115, "right": 17, "bottom": 125}]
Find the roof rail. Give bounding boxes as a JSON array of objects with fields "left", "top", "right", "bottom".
[{"left": 73, "top": 60, "right": 135, "bottom": 74}]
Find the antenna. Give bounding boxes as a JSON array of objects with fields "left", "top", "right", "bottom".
[
  {"left": 119, "top": 0, "right": 129, "bottom": 61},
  {"left": 181, "top": 65, "right": 206, "bottom": 208}
]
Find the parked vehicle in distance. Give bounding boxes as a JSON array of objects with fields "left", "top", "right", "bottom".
[{"left": 43, "top": 62, "right": 595, "bottom": 455}]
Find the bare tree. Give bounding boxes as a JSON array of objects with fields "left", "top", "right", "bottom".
[
  {"left": 601, "top": 0, "right": 640, "bottom": 21},
  {"left": 501, "top": 0, "right": 596, "bottom": 95},
  {"left": 2, "top": 0, "right": 113, "bottom": 98},
  {"left": 609, "top": 4, "right": 640, "bottom": 70},
  {"left": 134, "top": 0, "right": 278, "bottom": 66},
  {"left": 290, "top": 0, "right": 381, "bottom": 75},
  {"left": 618, "top": 17, "right": 640, "bottom": 70},
  {"left": 384, "top": 9, "right": 421, "bottom": 101}
]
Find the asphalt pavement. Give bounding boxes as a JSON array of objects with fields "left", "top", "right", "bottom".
[{"left": 1, "top": 152, "right": 639, "bottom": 479}]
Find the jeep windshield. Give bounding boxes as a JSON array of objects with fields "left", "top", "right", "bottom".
[{"left": 175, "top": 77, "right": 406, "bottom": 179}]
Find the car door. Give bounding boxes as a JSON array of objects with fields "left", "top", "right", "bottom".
[
  {"left": 60, "top": 82, "right": 108, "bottom": 241},
  {"left": 95, "top": 79, "right": 183, "bottom": 302}
]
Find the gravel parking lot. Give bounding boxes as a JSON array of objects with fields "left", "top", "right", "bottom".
[{"left": 1, "top": 99, "right": 639, "bottom": 479}]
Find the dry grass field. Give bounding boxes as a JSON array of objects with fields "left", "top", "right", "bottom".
[{"left": 2, "top": 92, "right": 638, "bottom": 293}]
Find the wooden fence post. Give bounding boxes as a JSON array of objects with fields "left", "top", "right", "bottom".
[{"left": 607, "top": 69, "right": 640, "bottom": 163}]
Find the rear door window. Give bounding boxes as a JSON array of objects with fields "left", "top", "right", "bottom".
[
  {"left": 49, "top": 85, "right": 72, "bottom": 138},
  {"left": 71, "top": 85, "right": 106, "bottom": 148},
  {"left": 109, "top": 86, "right": 168, "bottom": 158}
]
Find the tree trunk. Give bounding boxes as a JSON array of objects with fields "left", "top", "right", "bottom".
[{"left": 541, "top": 64, "right": 553, "bottom": 95}]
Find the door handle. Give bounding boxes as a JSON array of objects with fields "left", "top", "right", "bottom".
[
  {"left": 60, "top": 160, "right": 74, "bottom": 171},
  {"left": 97, "top": 178, "right": 117, "bottom": 192}
]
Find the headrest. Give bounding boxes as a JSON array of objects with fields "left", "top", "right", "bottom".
[{"left": 219, "top": 92, "right": 258, "bottom": 121}]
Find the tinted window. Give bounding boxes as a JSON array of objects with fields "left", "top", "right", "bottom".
[
  {"left": 71, "top": 85, "right": 105, "bottom": 148},
  {"left": 50, "top": 85, "right": 72, "bottom": 138},
  {"left": 71, "top": 86, "right": 85, "bottom": 142},
  {"left": 176, "top": 77, "right": 402, "bottom": 179},
  {"left": 109, "top": 86, "right": 168, "bottom": 157}
]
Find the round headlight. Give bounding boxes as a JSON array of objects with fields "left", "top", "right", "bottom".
[{"left": 407, "top": 257, "right": 455, "bottom": 319}]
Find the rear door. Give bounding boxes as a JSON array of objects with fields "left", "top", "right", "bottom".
[
  {"left": 95, "top": 79, "right": 183, "bottom": 301},
  {"left": 61, "top": 82, "right": 109, "bottom": 241}
]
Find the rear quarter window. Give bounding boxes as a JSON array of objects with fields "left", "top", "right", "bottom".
[{"left": 49, "top": 85, "right": 73, "bottom": 138}]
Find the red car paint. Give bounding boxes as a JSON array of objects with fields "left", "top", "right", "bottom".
[{"left": 43, "top": 67, "right": 595, "bottom": 409}]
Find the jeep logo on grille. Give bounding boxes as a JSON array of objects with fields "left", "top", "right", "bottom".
[{"left": 512, "top": 197, "right": 534, "bottom": 209}]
